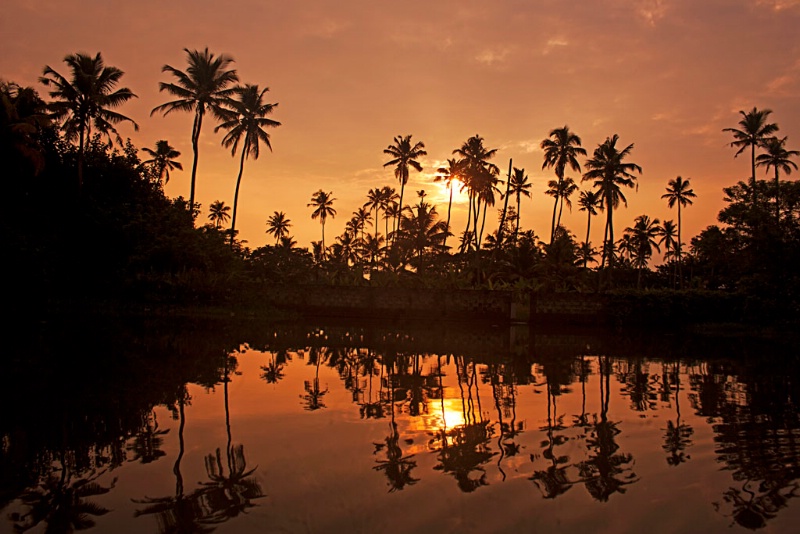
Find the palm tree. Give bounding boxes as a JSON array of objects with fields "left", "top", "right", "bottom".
[
  {"left": 151, "top": 48, "right": 239, "bottom": 213},
  {"left": 624, "top": 214, "right": 662, "bottom": 288},
  {"left": 364, "top": 188, "right": 384, "bottom": 240},
  {"left": 1, "top": 81, "right": 48, "bottom": 175},
  {"left": 351, "top": 206, "right": 373, "bottom": 242},
  {"left": 541, "top": 126, "right": 586, "bottom": 243},
  {"left": 40, "top": 51, "right": 138, "bottom": 190},
  {"left": 723, "top": 107, "right": 779, "bottom": 205},
  {"left": 141, "top": 139, "right": 182, "bottom": 184},
  {"left": 383, "top": 135, "right": 427, "bottom": 240},
  {"left": 577, "top": 190, "right": 602, "bottom": 267},
  {"left": 380, "top": 186, "right": 399, "bottom": 240},
  {"left": 659, "top": 219, "right": 679, "bottom": 287},
  {"left": 756, "top": 136, "right": 799, "bottom": 221},
  {"left": 661, "top": 176, "right": 695, "bottom": 268},
  {"left": 208, "top": 200, "right": 231, "bottom": 229},
  {"left": 435, "top": 158, "right": 465, "bottom": 249},
  {"left": 545, "top": 176, "right": 579, "bottom": 231},
  {"left": 453, "top": 135, "right": 500, "bottom": 249},
  {"left": 308, "top": 189, "right": 337, "bottom": 250},
  {"left": 215, "top": 84, "right": 280, "bottom": 246},
  {"left": 266, "top": 211, "right": 291, "bottom": 244},
  {"left": 582, "top": 134, "right": 642, "bottom": 268},
  {"left": 508, "top": 167, "right": 532, "bottom": 243}
]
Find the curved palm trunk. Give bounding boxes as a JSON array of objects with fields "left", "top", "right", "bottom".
[
  {"left": 550, "top": 193, "right": 559, "bottom": 243},
  {"left": 463, "top": 193, "right": 473, "bottom": 244},
  {"left": 479, "top": 202, "right": 488, "bottom": 248},
  {"left": 556, "top": 194, "right": 565, "bottom": 231},
  {"left": 189, "top": 109, "right": 204, "bottom": 214},
  {"left": 473, "top": 198, "right": 482, "bottom": 249},
  {"left": 605, "top": 197, "right": 614, "bottom": 268},
  {"left": 515, "top": 194, "right": 522, "bottom": 243},
  {"left": 229, "top": 147, "right": 247, "bottom": 247},
  {"left": 395, "top": 180, "right": 406, "bottom": 246}
]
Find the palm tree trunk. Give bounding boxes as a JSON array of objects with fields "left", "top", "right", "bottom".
[
  {"left": 775, "top": 167, "right": 781, "bottom": 223},
  {"left": 395, "top": 179, "right": 406, "bottom": 246},
  {"left": 78, "top": 124, "right": 85, "bottom": 191},
  {"left": 444, "top": 186, "right": 453, "bottom": 250},
  {"left": 585, "top": 213, "right": 592, "bottom": 269},
  {"left": 550, "top": 194, "right": 559, "bottom": 244},
  {"left": 496, "top": 159, "right": 512, "bottom": 249},
  {"left": 515, "top": 194, "right": 521, "bottom": 243},
  {"left": 189, "top": 110, "right": 204, "bottom": 215},
  {"left": 229, "top": 147, "right": 247, "bottom": 246},
  {"left": 557, "top": 194, "right": 565, "bottom": 231},
  {"left": 677, "top": 203, "right": 683, "bottom": 289},
  {"left": 751, "top": 143, "right": 757, "bottom": 206},
  {"left": 321, "top": 220, "right": 326, "bottom": 251},
  {"left": 479, "top": 201, "right": 488, "bottom": 248}
]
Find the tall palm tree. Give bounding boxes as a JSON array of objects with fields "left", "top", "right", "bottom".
[
  {"left": 151, "top": 47, "right": 239, "bottom": 213},
  {"left": 141, "top": 139, "right": 182, "bottom": 184},
  {"left": 659, "top": 219, "right": 679, "bottom": 287},
  {"left": 308, "top": 189, "right": 337, "bottom": 251},
  {"left": 661, "top": 176, "right": 696, "bottom": 267},
  {"left": 208, "top": 200, "right": 231, "bottom": 229},
  {"left": 380, "top": 186, "right": 399, "bottom": 241},
  {"left": 383, "top": 135, "right": 427, "bottom": 240},
  {"left": 756, "top": 136, "right": 799, "bottom": 221},
  {"left": 578, "top": 189, "right": 602, "bottom": 268},
  {"left": 508, "top": 167, "right": 532, "bottom": 242},
  {"left": 722, "top": 107, "right": 779, "bottom": 205},
  {"left": 435, "top": 158, "right": 464, "bottom": 249},
  {"left": 266, "top": 211, "right": 291, "bottom": 244},
  {"left": 351, "top": 206, "right": 373, "bottom": 243},
  {"left": 453, "top": 135, "right": 499, "bottom": 249},
  {"left": 582, "top": 134, "right": 642, "bottom": 268},
  {"left": 541, "top": 126, "right": 586, "bottom": 243},
  {"left": 364, "top": 188, "right": 383, "bottom": 240},
  {"left": 215, "top": 84, "right": 280, "bottom": 246},
  {"left": 40, "top": 51, "right": 138, "bottom": 190}
]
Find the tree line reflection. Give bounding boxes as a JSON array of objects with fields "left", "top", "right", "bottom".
[{"left": 2, "top": 317, "right": 800, "bottom": 532}]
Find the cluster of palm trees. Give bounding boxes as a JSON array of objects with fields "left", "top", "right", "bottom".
[{"left": 37, "top": 48, "right": 281, "bottom": 248}]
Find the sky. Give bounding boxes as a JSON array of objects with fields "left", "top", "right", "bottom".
[{"left": 4, "top": 0, "right": 800, "bottom": 254}]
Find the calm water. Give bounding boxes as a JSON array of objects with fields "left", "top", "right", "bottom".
[{"left": 2, "top": 316, "right": 800, "bottom": 533}]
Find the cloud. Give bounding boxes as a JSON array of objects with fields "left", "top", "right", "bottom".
[
  {"left": 475, "top": 46, "right": 513, "bottom": 67},
  {"left": 756, "top": 0, "right": 800, "bottom": 10},
  {"left": 542, "top": 37, "right": 569, "bottom": 55}
]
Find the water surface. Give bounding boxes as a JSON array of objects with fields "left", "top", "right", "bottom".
[{"left": 2, "top": 316, "right": 799, "bottom": 533}]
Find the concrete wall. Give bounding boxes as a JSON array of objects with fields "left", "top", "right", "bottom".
[{"left": 266, "top": 285, "right": 513, "bottom": 322}]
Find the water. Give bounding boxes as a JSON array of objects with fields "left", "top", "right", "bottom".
[{"left": 2, "top": 315, "right": 799, "bottom": 533}]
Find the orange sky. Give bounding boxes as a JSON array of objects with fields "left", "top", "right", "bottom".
[{"left": 4, "top": 0, "right": 800, "bottom": 255}]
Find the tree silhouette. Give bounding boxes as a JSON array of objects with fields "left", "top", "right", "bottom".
[
  {"left": 208, "top": 200, "right": 231, "bottom": 229},
  {"left": 383, "top": 135, "right": 427, "bottom": 242},
  {"left": 756, "top": 136, "right": 799, "bottom": 222},
  {"left": 265, "top": 211, "right": 291, "bottom": 245},
  {"left": 142, "top": 140, "right": 182, "bottom": 184},
  {"left": 723, "top": 106, "right": 779, "bottom": 205},
  {"left": 541, "top": 126, "right": 586, "bottom": 243},
  {"left": 152, "top": 48, "right": 239, "bottom": 214},
  {"left": 308, "top": 190, "right": 337, "bottom": 252},
  {"left": 40, "top": 51, "right": 138, "bottom": 190}
]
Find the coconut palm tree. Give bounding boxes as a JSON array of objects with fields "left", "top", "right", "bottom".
[
  {"left": 151, "top": 47, "right": 239, "bottom": 213},
  {"left": 541, "top": 126, "right": 586, "bottom": 243},
  {"left": 383, "top": 135, "right": 427, "bottom": 240},
  {"left": 723, "top": 107, "right": 779, "bottom": 205},
  {"left": 624, "top": 214, "right": 662, "bottom": 288},
  {"left": 208, "top": 200, "right": 231, "bottom": 229},
  {"left": 351, "top": 206, "right": 373, "bottom": 242},
  {"left": 756, "top": 136, "right": 799, "bottom": 221},
  {"left": 582, "top": 135, "right": 642, "bottom": 269},
  {"left": 308, "top": 189, "right": 337, "bottom": 250},
  {"left": 661, "top": 176, "right": 696, "bottom": 281},
  {"left": 380, "top": 186, "right": 399, "bottom": 241},
  {"left": 364, "top": 188, "right": 384, "bottom": 240},
  {"left": 40, "top": 51, "right": 138, "bottom": 190},
  {"left": 545, "top": 176, "right": 579, "bottom": 231},
  {"left": 453, "top": 135, "right": 500, "bottom": 249},
  {"left": 435, "top": 158, "right": 465, "bottom": 249},
  {"left": 578, "top": 189, "right": 602, "bottom": 267},
  {"left": 141, "top": 139, "right": 182, "bottom": 184},
  {"left": 215, "top": 84, "right": 280, "bottom": 246},
  {"left": 508, "top": 167, "right": 532, "bottom": 243},
  {"left": 266, "top": 211, "right": 291, "bottom": 244},
  {"left": 396, "top": 195, "right": 449, "bottom": 270}
]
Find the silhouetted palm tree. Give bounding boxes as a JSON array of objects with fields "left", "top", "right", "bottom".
[
  {"left": 545, "top": 176, "right": 579, "bottom": 231},
  {"left": 756, "top": 136, "right": 799, "bottom": 221},
  {"left": 541, "top": 126, "right": 586, "bottom": 243},
  {"left": 624, "top": 214, "right": 662, "bottom": 288},
  {"left": 40, "top": 51, "right": 138, "bottom": 190},
  {"left": 142, "top": 140, "right": 182, "bottom": 184},
  {"left": 435, "top": 158, "right": 465, "bottom": 249},
  {"left": 308, "top": 190, "right": 337, "bottom": 251},
  {"left": 723, "top": 107, "right": 779, "bottom": 205},
  {"left": 578, "top": 190, "right": 602, "bottom": 268},
  {"left": 582, "top": 135, "right": 642, "bottom": 269},
  {"left": 1, "top": 81, "right": 48, "bottom": 175},
  {"left": 152, "top": 48, "right": 239, "bottom": 213},
  {"left": 508, "top": 167, "right": 532, "bottom": 242},
  {"left": 364, "top": 188, "right": 383, "bottom": 240},
  {"left": 383, "top": 135, "right": 427, "bottom": 241},
  {"left": 208, "top": 200, "right": 231, "bottom": 229},
  {"left": 266, "top": 211, "right": 291, "bottom": 244},
  {"left": 215, "top": 84, "right": 280, "bottom": 246},
  {"left": 661, "top": 176, "right": 695, "bottom": 262},
  {"left": 454, "top": 135, "right": 500, "bottom": 249}
]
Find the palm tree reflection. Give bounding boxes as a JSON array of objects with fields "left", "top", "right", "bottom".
[
  {"left": 301, "top": 347, "right": 329, "bottom": 411},
  {"left": 662, "top": 361, "right": 693, "bottom": 466},
  {"left": 531, "top": 381, "right": 574, "bottom": 498}
]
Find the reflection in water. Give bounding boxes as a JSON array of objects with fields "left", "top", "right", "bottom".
[{"left": 4, "top": 317, "right": 800, "bottom": 532}]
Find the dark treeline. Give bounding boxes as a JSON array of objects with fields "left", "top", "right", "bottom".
[{"left": 4, "top": 53, "right": 800, "bottom": 324}]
